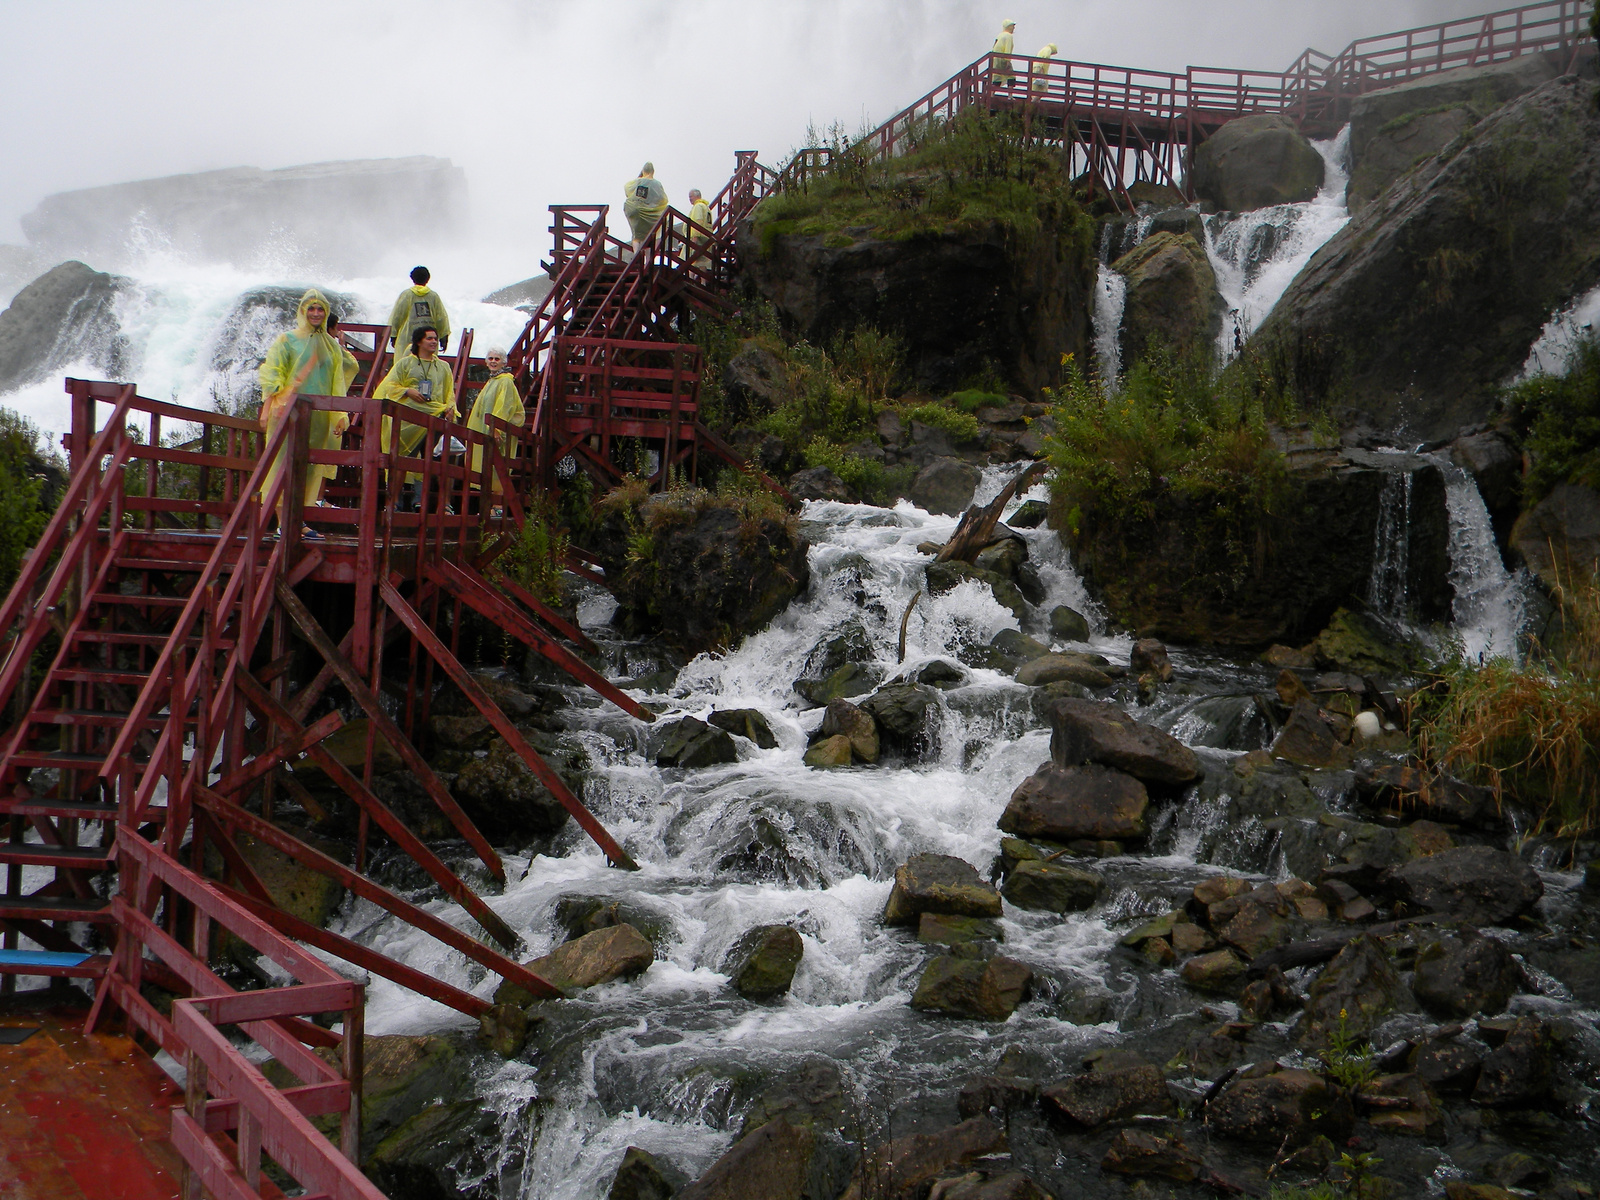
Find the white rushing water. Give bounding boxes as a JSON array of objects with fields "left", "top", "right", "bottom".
[
  {"left": 1430, "top": 454, "right": 1530, "bottom": 663},
  {"left": 1091, "top": 263, "right": 1127, "bottom": 391},
  {"left": 1205, "top": 126, "right": 1352, "bottom": 365},
  {"left": 1517, "top": 280, "right": 1600, "bottom": 381}
]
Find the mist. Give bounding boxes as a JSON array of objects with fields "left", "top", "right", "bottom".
[{"left": 1, "top": 0, "right": 1504, "bottom": 288}]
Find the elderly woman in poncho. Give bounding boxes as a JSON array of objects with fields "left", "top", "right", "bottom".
[
  {"left": 464, "top": 346, "right": 525, "bottom": 511},
  {"left": 257, "top": 288, "right": 351, "bottom": 541}
]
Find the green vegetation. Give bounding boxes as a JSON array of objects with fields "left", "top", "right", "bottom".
[
  {"left": 0, "top": 408, "right": 60, "bottom": 597},
  {"left": 753, "top": 108, "right": 1094, "bottom": 250},
  {"left": 1505, "top": 335, "right": 1600, "bottom": 502},
  {"left": 800, "top": 438, "right": 915, "bottom": 507},
  {"left": 1318, "top": 1009, "right": 1378, "bottom": 1091},
  {"left": 496, "top": 494, "right": 570, "bottom": 607},
  {"left": 903, "top": 403, "right": 981, "bottom": 443},
  {"left": 1046, "top": 349, "right": 1308, "bottom": 577}
]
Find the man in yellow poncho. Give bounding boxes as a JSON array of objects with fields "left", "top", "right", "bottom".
[
  {"left": 375, "top": 324, "right": 456, "bottom": 507},
  {"left": 464, "top": 345, "right": 525, "bottom": 511},
  {"left": 685, "top": 188, "right": 712, "bottom": 267},
  {"left": 623, "top": 163, "right": 669, "bottom": 251},
  {"left": 992, "top": 20, "right": 1017, "bottom": 89},
  {"left": 258, "top": 288, "right": 350, "bottom": 541},
  {"left": 1032, "top": 43, "right": 1058, "bottom": 96},
  {"left": 387, "top": 266, "right": 451, "bottom": 354}
]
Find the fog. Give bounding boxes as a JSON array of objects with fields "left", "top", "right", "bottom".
[{"left": 0, "top": 0, "right": 1503, "bottom": 283}]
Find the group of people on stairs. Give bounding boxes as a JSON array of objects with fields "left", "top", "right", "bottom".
[
  {"left": 256, "top": 269, "right": 524, "bottom": 541},
  {"left": 990, "top": 19, "right": 1059, "bottom": 92}
]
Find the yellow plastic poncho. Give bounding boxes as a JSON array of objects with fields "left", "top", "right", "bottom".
[
  {"left": 1031, "top": 44, "right": 1058, "bottom": 95},
  {"left": 376, "top": 351, "right": 456, "bottom": 482},
  {"left": 387, "top": 285, "right": 451, "bottom": 353},
  {"left": 623, "top": 174, "right": 669, "bottom": 243},
  {"left": 992, "top": 26, "right": 1016, "bottom": 84},
  {"left": 686, "top": 197, "right": 713, "bottom": 266},
  {"left": 257, "top": 288, "right": 349, "bottom": 509},
  {"left": 465, "top": 370, "right": 525, "bottom": 490}
]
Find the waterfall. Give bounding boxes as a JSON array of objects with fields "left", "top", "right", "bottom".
[
  {"left": 1367, "top": 468, "right": 1413, "bottom": 621},
  {"left": 1517, "top": 280, "right": 1600, "bottom": 381},
  {"left": 1429, "top": 454, "right": 1530, "bottom": 663},
  {"left": 1092, "top": 264, "right": 1127, "bottom": 393},
  {"left": 1205, "top": 125, "right": 1352, "bottom": 365}
]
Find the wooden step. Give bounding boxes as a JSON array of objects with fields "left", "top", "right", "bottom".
[
  {"left": 111, "top": 557, "right": 215, "bottom": 573},
  {"left": 0, "top": 797, "right": 119, "bottom": 821},
  {"left": 51, "top": 666, "right": 158, "bottom": 686},
  {"left": 90, "top": 592, "right": 190, "bottom": 607},
  {"left": 28, "top": 709, "right": 164, "bottom": 728},
  {"left": 0, "top": 895, "right": 113, "bottom": 923},
  {"left": 73, "top": 630, "right": 235, "bottom": 650},
  {"left": 0, "top": 844, "right": 113, "bottom": 869},
  {"left": 6, "top": 750, "right": 146, "bottom": 771}
]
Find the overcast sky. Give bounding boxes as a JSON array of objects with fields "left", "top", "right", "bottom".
[{"left": 0, "top": 0, "right": 1505, "bottom": 259}]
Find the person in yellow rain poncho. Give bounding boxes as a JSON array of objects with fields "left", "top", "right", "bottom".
[
  {"left": 375, "top": 324, "right": 456, "bottom": 506},
  {"left": 464, "top": 346, "right": 525, "bottom": 510},
  {"left": 991, "top": 20, "right": 1017, "bottom": 89},
  {"left": 1031, "top": 44, "right": 1058, "bottom": 96},
  {"left": 685, "top": 187, "right": 712, "bottom": 267},
  {"left": 387, "top": 265, "right": 451, "bottom": 354},
  {"left": 257, "top": 288, "right": 349, "bottom": 541},
  {"left": 623, "top": 163, "right": 669, "bottom": 251}
]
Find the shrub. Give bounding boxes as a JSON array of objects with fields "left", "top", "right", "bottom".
[
  {"left": 801, "top": 437, "right": 915, "bottom": 506},
  {"left": 1505, "top": 335, "right": 1600, "bottom": 503},
  {"left": 946, "top": 388, "right": 1007, "bottom": 414},
  {"left": 497, "top": 495, "right": 569, "bottom": 606},
  {"left": 903, "top": 403, "right": 981, "bottom": 443},
  {"left": 0, "top": 408, "right": 57, "bottom": 597}
]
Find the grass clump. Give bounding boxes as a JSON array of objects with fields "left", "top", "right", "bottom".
[
  {"left": 903, "top": 402, "right": 981, "bottom": 443},
  {"left": 1505, "top": 335, "right": 1600, "bottom": 503}
]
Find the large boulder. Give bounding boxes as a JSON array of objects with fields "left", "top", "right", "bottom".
[
  {"left": 1041, "top": 1064, "right": 1174, "bottom": 1128},
  {"left": 721, "top": 340, "right": 791, "bottom": 422},
  {"left": 496, "top": 925, "right": 655, "bottom": 1002},
  {"left": 1001, "top": 859, "right": 1103, "bottom": 912},
  {"left": 606, "top": 1146, "right": 684, "bottom": 1200},
  {"left": 0, "top": 260, "right": 130, "bottom": 393},
  {"left": 839, "top": 1117, "right": 1007, "bottom": 1200},
  {"left": 1208, "top": 1069, "right": 1354, "bottom": 1145},
  {"left": 724, "top": 925, "right": 805, "bottom": 1000},
  {"left": 909, "top": 457, "right": 982, "bottom": 515},
  {"left": 590, "top": 493, "right": 810, "bottom": 652},
  {"left": 481, "top": 273, "right": 554, "bottom": 310},
  {"left": 860, "top": 683, "right": 941, "bottom": 757},
  {"left": 926, "top": 559, "right": 1027, "bottom": 618},
  {"left": 451, "top": 736, "right": 574, "bottom": 842},
  {"left": 820, "top": 699, "right": 879, "bottom": 763},
  {"left": 999, "top": 762, "right": 1149, "bottom": 841},
  {"left": 1472, "top": 1015, "right": 1556, "bottom": 1108},
  {"left": 1191, "top": 114, "right": 1326, "bottom": 212},
  {"left": 1382, "top": 846, "right": 1544, "bottom": 926},
  {"left": 743, "top": 215, "right": 1095, "bottom": 396},
  {"left": 1297, "top": 934, "right": 1412, "bottom": 1045},
  {"left": 788, "top": 466, "right": 854, "bottom": 503},
  {"left": 1511, "top": 481, "right": 1600, "bottom": 594},
  {"left": 1255, "top": 76, "right": 1600, "bottom": 440},
  {"left": 1101, "top": 1128, "right": 1204, "bottom": 1183},
  {"left": 1111, "top": 231, "right": 1224, "bottom": 361},
  {"left": 648, "top": 717, "right": 739, "bottom": 769},
  {"left": 1347, "top": 105, "right": 1478, "bottom": 213},
  {"left": 883, "top": 853, "right": 1002, "bottom": 925},
  {"left": 1412, "top": 929, "right": 1523, "bottom": 1018},
  {"left": 1048, "top": 698, "right": 1200, "bottom": 786},
  {"left": 910, "top": 954, "right": 1033, "bottom": 1019},
  {"left": 203, "top": 284, "right": 367, "bottom": 410},
  {"left": 678, "top": 1118, "right": 821, "bottom": 1200},
  {"left": 1448, "top": 429, "right": 1522, "bottom": 545}
]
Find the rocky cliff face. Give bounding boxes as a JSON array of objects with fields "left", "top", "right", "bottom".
[
  {"left": 1064, "top": 445, "right": 1451, "bottom": 646},
  {"left": 0, "top": 260, "right": 130, "bottom": 394},
  {"left": 741, "top": 218, "right": 1096, "bottom": 395},
  {"left": 1256, "top": 76, "right": 1600, "bottom": 441}
]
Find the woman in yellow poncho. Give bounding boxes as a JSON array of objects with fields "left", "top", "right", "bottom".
[
  {"left": 257, "top": 288, "right": 350, "bottom": 540},
  {"left": 622, "top": 163, "right": 669, "bottom": 251},
  {"left": 375, "top": 324, "right": 456, "bottom": 503},
  {"left": 464, "top": 345, "right": 524, "bottom": 506}
]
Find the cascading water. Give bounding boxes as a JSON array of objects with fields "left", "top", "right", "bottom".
[
  {"left": 1367, "top": 467, "right": 1414, "bottom": 621},
  {"left": 1517, "top": 279, "right": 1600, "bottom": 380},
  {"left": 1429, "top": 454, "right": 1530, "bottom": 663},
  {"left": 1091, "top": 264, "right": 1127, "bottom": 392},
  {"left": 1205, "top": 126, "right": 1351, "bottom": 364}
]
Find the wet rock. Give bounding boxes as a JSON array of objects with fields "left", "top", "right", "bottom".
[
  {"left": 1047, "top": 605, "right": 1090, "bottom": 641},
  {"left": 679, "top": 1118, "right": 818, "bottom": 1200},
  {"left": 649, "top": 717, "right": 739, "bottom": 769},
  {"left": 1412, "top": 1036, "right": 1482, "bottom": 1093},
  {"left": 1356, "top": 762, "right": 1502, "bottom": 830},
  {"left": 708, "top": 708, "right": 779, "bottom": 749},
  {"left": 0, "top": 260, "right": 130, "bottom": 393},
  {"left": 451, "top": 735, "right": 573, "bottom": 842},
  {"left": 803, "top": 734, "right": 853, "bottom": 768},
  {"left": 861, "top": 683, "right": 940, "bottom": 757},
  {"left": 918, "top": 912, "right": 1005, "bottom": 946},
  {"left": 1360, "top": 1072, "right": 1443, "bottom": 1138},
  {"left": 796, "top": 663, "right": 879, "bottom": 707},
  {"left": 1112, "top": 231, "right": 1224, "bottom": 363},
  {"left": 957, "top": 1075, "right": 1037, "bottom": 1119},
  {"left": 1129, "top": 638, "right": 1174, "bottom": 683},
  {"left": 739, "top": 1060, "right": 851, "bottom": 1138},
  {"left": 1445, "top": 1186, "right": 1520, "bottom": 1200},
  {"left": 1041, "top": 1064, "right": 1175, "bottom": 1128},
  {"left": 1347, "top": 102, "right": 1478, "bottom": 213},
  {"left": 787, "top": 466, "right": 854, "bottom": 502},
  {"left": 1271, "top": 698, "right": 1350, "bottom": 769},
  {"left": 607, "top": 1146, "right": 684, "bottom": 1200},
  {"left": 821, "top": 699, "right": 879, "bottom": 763},
  {"left": 475, "top": 1003, "right": 529, "bottom": 1059},
  {"left": 839, "top": 1117, "right": 1007, "bottom": 1200},
  {"left": 1382, "top": 846, "right": 1543, "bottom": 926},
  {"left": 1000, "top": 762, "right": 1148, "bottom": 841},
  {"left": 933, "top": 1172, "right": 1051, "bottom": 1200},
  {"left": 1181, "top": 949, "right": 1247, "bottom": 993},
  {"left": 1412, "top": 929, "right": 1523, "bottom": 1018},
  {"left": 298, "top": 717, "right": 405, "bottom": 779},
  {"left": 910, "top": 457, "right": 982, "bottom": 515},
  {"left": 554, "top": 896, "right": 668, "bottom": 946},
  {"left": 356, "top": 1035, "right": 464, "bottom": 1152},
  {"left": 1193, "top": 875, "right": 1251, "bottom": 908},
  {"left": 1001, "top": 858, "right": 1103, "bottom": 913},
  {"left": 911, "top": 955, "right": 1033, "bottom": 1020},
  {"left": 926, "top": 560, "right": 1027, "bottom": 618},
  {"left": 883, "top": 853, "right": 1003, "bottom": 925},
  {"left": 1014, "top": 653, "right": 1112, "bottom": 688},
  {"left": 1486, "top": 1151, "right": 1551, "bottom": 1190},
  {"left": 974, "top": 536, "right": 1027, "bottom": 578},
  {"left": 1101, "top": 1128, "right": 1204, "bottom": 1183},
  {"left": 1276, "top": 668, "right": 1314, "bottom": 707},
  {"left": 503, "top": 924, "right": 655, "bottom": 1000},
  {"left": 1048, "top": 698, "right": 1200, "bottom": 786},
  {"left": 1511, "top": 481, "right": 1600, "bottom": 595},
  {"left": 1219, "top": 903, "right": 1297, "bottom": 959},
  {"left": 1298, "top": 934, "right": 1412, "bottom": 1045},
  {"left": 365, "top": 1099, "right": 499, "bottom": 1200},
  {"left": 1311, "top": 606, "right": 1427, "bottom": 678},
  {"left": 1009, "top": 499, "right": 1049, "bottom": 528},
  {"left": 1192, "top": 113, "right": 1326, "bottom": 212},
  {"left": 1208, "top": 1068, "right": 1355, "bottom": 1145},
  {"left": 910, "top": 659, "right": 966, "bottom": 688},
  {"left": 991, "top": 628, "right": 1049, "bottom": 661},
  {"left": 724, "top": 925, "right": 804, "bottom": 1000},
  {"left": 1262, "top": 644, "right": 1315, "bottom": 669},
  {"left": 1473, "top": 1015, "right": 1555, "bottom": 1108}
]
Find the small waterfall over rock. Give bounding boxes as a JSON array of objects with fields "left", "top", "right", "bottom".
[
  {"left": 1367, "top": 467, "right": 1414, "bottom": 621},
  {"left": 1205, "top": 126, "right": 1351, "bottom": 364},
  {"left": 1429, "top": 454, "right": 1530, "bottom": 662},
  {"left": 1517, "top": 279, "right": 1600, "bottom": 380},
  {"left": 1091, "top": 264, "right": 1127, "bottom": 392}
]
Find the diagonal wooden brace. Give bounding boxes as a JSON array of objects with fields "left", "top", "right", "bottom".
[
  {"left": 210, "top": 709, "right": 345, "bottom": 798},
  {"left": 380, "top": 579, "right": 640, "bottom": 871},
  {"left": 272, "top": 577, "right": 504, "bottom": 884}
]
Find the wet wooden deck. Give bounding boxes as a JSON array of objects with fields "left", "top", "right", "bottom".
[{"left": 0, "top": 998, "right": 184, "bottom": 1200}]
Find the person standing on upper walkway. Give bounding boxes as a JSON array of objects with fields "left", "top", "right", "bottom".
[
  {"left": 686, "top": 188, "right": 712, "bottom": 267},
  {"left": 375, "top": 324, "right": 456, "bottom": 509},
  {"left": 388, "top": 266, "right": 451, "bottom": 354},
  {"left": 623, "top": 163, "right": 669, "bottom": 253},
  {"left": 257, "top": 287, "right": 349, "bottom": 541},
  {"left": 1032, "top": 43, "right": 1058, "bottom": 96},
  {"left": 991, "top": 20, "right": 1017, "bottom": 90}
]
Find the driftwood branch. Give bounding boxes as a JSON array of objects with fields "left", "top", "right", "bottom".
[
  {"left": 936, "top": 461, "right": 1045, "bottom": 564},
  {"left": 898, "top": 592, "right": 922, "bottom": 663}
]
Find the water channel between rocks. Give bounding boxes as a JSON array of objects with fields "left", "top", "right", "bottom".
[{"left": 309, "top": 463, "right": 1593, "bottom": 1200}]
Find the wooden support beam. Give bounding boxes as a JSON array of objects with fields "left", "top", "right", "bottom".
[
  {"left": 233, "top": 671, "right": 521, "bottom": 951},
  {"left": 272, "top": 578, "right": 505, "bottom": 883},
  {"left": 210, "top": 709, "right": 344, "bottom": 798},
  {"left": 380, "top": 580, "right": 639, "bottom": 871}
]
